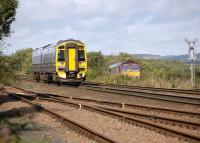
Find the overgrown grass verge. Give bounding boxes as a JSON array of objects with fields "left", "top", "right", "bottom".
[{"left": 88, "top": 74, "right": 199, "bottom": 89}]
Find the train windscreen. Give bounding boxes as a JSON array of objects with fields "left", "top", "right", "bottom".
[
  {"left": 78, "top": 50, "right": 85, "bottom": 61},
  {"left": 130, "top": 65, "right": 140, "bottom": 71}
]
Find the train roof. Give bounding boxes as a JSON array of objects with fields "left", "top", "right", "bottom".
[
  {"left": 33, "top": 39, "right": 84, "bottom": 51},
  {"left": 34, "top": 44, "right": 54, "bottom": 51},
  {"left": 57, "top": 39, "right": 84, "bottom": 45}
]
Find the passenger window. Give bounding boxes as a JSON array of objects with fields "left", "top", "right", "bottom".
[
  {"left": 58, "top": 50, "right": 65, "bottom": 61},
  {"left": 78, "top": 50, "right": 85, "bottom": 61}
]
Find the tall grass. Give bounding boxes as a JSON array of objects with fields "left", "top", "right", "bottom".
[{"left": 90, "top": 74, "right": 197, "bottom": 89}]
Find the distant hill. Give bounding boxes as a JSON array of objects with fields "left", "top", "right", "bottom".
[
  {"left": 160, "top": 53, "right": 200, "bottom": 62},
  {"left": 133, "top": 53, "right": 200, "bottom": 64},
  {"left": 160, "top": 55, "right": 189, "bottom": 62},
  {"left": 132, "top": 54, "right": 160, "bottom": 59}
]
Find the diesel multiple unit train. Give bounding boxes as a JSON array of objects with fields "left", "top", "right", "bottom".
[{"left": 32, "top": 39, "right": 87, "bottom": 84}]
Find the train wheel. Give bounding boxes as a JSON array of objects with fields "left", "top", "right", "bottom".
[
  {"left": 57, "top": 81, "right": 62, "bottom": 86},
  {"left": 47, "top": 76, "right": 53, "bottom": 84},
  {"left": 55, "top": 77, "right": 62, "bottom": 86},
  {"left": 83, "top": 75, "right": 86, "bottom": 81},
  {"left": 74, "top": 82, "right": 81, "bottom": 87},
  {"left": 36, "top": 74, "right": 40, "bottom": 82}
]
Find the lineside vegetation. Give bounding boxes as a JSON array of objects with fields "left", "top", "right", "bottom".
[
  {"left": 0, "top": 49, "right": 199, "bottom": 89},
  {"left": 87, "top": 52, "right": 200, "bottom": 89},
  {"left": 0, "top": 48, "right": 32, "bottom": 85}
]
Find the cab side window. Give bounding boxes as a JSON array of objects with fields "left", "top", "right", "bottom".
[{"left": 58, "top": 46, "right": 65, "bottom": 61}]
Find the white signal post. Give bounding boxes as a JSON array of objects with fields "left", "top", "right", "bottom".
[{"left": 185, "top": 39, "right": 198, "bottom": 88}]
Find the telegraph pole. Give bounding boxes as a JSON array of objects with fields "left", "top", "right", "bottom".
[{"left": 185, "top": 39, "right": 198, "bottom": 88}]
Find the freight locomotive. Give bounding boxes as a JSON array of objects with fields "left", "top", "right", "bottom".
[
  {"left": 108, "top": 60, "right": 141, "bottom": 77},
  {"left": 32, "top": 39, "right": 87, "bottom": 84}
]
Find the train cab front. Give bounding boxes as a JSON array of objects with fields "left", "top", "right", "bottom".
[{"left": 56, "top": 40, "right": 87, "bottom": 83}]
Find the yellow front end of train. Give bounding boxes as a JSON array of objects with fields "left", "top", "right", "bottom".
[
  {"left": 121, "top": 70, "right": 140, "bottom": 77},
  {"left": 55, "top": 40, "right": 87, "bottom": 82}
]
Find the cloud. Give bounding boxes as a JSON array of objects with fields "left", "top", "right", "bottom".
[
  {"left": 5, "top": 0, "right": 200, "bottom": 55},
  {"left": 12, "top": 29, "right": 30, "bottom": 39}
]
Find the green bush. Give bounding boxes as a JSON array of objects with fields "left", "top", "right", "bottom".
[
  {"left": 0, "top": 48, "right": 32, "bottom": 85},
  {"left": 87, "top": 51, "right": 106, "bottom": 80}
]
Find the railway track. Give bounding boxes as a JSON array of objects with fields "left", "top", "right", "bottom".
[
  {"left": 10, "top": 87, "right": 200, "bottom": 143},
  {"left": 82, "top": 81, "right": 200, "bottom": 95},
  {"left": 9, "top": 92, "right": 119, "bottom": 143},
  {"left": 19, "top": 76, "right": 200, "bottom": 95},
  {"left": 20, "top": 77, "right": 200, "bottom": 106},
  {"left": 79, "top": 83, "right": 200, "bottom": 106},
  {"left": 26, "top": 93, "right": 200, "bottom": 129},
  {"left": 13, "top": 86, "right": 200, "bottom": 118}
]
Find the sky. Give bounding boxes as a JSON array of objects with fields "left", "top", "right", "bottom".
[{"left": 5, "top": 0, "right": 200, "bottom": 55}]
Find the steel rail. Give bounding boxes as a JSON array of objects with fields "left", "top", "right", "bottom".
[
  {"left": 9, "top": 93, "right": 120, "bottom": 143},
  {"left": 25, "top": 94, "right": 200, "bottom": 130},
  {"left": 13, "top": 86, "right": 200, "bottom": 117},
  {"left": 42, "top": 92, "right": 200, "bottom": 116},
  {"left": 19, "top": 76, "right": 200, "bottom": 95},
  {"left": 80, "top": 85, "right": 200, "bottom": 106},
  {"left": 82, "top": 81, "right": 200, "bottom": 95},
  {"left": 95, "top": 105, "right": 200, "bottom": 128},
  {"left": 18, "top": 75, "right": 200, "bottom": 96},
  {"left": 14, "top": 92, "right": 200, "bottom": 143}
]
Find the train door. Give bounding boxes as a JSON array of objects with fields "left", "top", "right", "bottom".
[{"left": 68, "top": 48, "right": 76, "bottom": 71}]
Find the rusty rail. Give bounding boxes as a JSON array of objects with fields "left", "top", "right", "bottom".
[
  {"left": 80, "top": 84, "right": 200, "bottom": 106},
  {"left": 82, "top": 81, "right": 200, "bottom": 95},
  {"left": 13, "top": 92, "right": 200, "bottom": 143},
  {"left": 9, "top": 93, "right": 120, "bottom": 143},
  {"left": 13, "top": 86, "right": 200, "bottom": 117}
]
